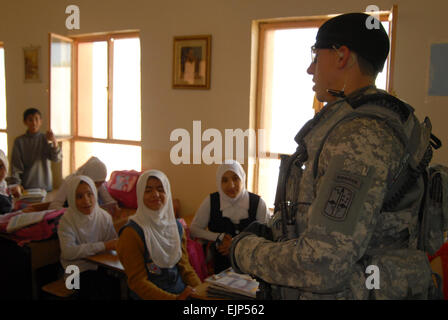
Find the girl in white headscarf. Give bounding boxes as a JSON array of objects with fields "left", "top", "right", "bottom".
[
  {"left": 190, "top": 160, "right": 270, "bottom": 273},
  {"left": 49, "top": 156, "right": 119, "bottom": 215},
  {"left": 57, "top": 175, "right": 119, "bottom": 299},
  {"left": 0, "top": 149, "right": 12, "bottom": 214},
  {"left": 117, "top": 170, "right": 201, "bottom": 300},
  {"left": 0, "top": 149, "right": 21, "bottom": 214}
]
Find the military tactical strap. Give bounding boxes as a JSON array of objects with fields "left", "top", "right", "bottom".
[
  {"left": 312, "top": 91, "right": 441, "bottom": 212},
  {"left": 345, "top": 92, "right": 413, "bottom": 123}
]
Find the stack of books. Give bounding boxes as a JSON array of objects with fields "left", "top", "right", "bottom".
[
  {"left": 205, "top": 268, "right": 259, "bottom": 300},
  {"left": 19, "top": 188, "right": 47, "bottom": 203}
]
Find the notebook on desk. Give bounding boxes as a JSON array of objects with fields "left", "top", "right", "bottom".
[
  {"left": 6, "top": 209, "right": 52, "bottom": 233},
  {"left": 205, "top": 268, "right": 259, "bottom": 299}
]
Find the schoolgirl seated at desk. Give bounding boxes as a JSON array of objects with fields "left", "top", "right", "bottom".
[
  {"left": 117, "top": 170, "right": 201, "bottom": 300},
  {"left": 190, "top": 160, "right": 270, "bottom": 274},
  {"left": 57, "top": 175, "right": 120, "bottom": 300}
]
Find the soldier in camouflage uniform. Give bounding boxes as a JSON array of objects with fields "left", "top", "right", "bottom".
[{"left": 230, "top": 13, "right": 441, "bottom": 299}]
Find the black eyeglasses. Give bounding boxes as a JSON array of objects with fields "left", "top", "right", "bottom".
[{"left": 310, "top": 44, "right": 341, "bottom": 64}]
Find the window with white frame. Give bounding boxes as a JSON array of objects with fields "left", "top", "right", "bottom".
[{"left": 50, "top": 32, "right": 142, "bottom": 179}]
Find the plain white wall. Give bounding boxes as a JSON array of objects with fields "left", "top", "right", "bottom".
[{"left": 0, "top": 0, "right": 447, "bottom": 216}]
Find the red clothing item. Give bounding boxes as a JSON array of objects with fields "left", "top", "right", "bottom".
[{"left": 428, "top": 242, "right": 448, "bottom": 299}]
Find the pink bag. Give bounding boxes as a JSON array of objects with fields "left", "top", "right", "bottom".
[
  {"left": 106, "top": 170, "right": 142, "bottom": 209},
  {"left": 0, "top": 209, "right": 66, "bottom": 246},
  {"left": 178, "top": 218, "right": 209, "bottom": 281}
]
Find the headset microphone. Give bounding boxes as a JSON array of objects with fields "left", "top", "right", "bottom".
[{"left": 326, "top": 88, "right": 346, "bottom": 98}]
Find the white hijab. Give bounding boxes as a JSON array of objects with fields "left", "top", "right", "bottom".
[
  {"left": 130, "top": 170, "right": 182, "bottom": 268},
  {"left": 216, "top": 160, "right": 250, "bottom": 224},
  {"left": 0, "top": 149, "right": 8, "bottom": 196},
  {"left": 63, "top": 175, "right": 106, "bottom": 244},
  {"left": 75, "top": 156, "right": 107, "bottom": 182}
]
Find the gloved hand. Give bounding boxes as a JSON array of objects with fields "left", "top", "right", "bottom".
[
  {"left": 242, "top": 221, "right": 273, "bottom": 241},
  {"left": 230, "top": 231, "right": 254, "bottom": 274},
  {"left": 230, "top": 223, "right": 274, "bottom": 274}
]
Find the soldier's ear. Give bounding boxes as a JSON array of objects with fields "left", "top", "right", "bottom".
[
  {"left": 335, "top": 46, "right": 352, "bottom": 69},
  {"left": 348, "top": 53, "right": 357, "bottom": 68}
]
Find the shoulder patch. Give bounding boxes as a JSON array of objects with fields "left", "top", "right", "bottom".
[
  {"left": 309, "top": 155, "right": 375, "bottom": 236},
  {"left": 323, "top": 185, "right": 355, "bottom": 221}
]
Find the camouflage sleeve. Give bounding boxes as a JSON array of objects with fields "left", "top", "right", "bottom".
[{"left": 234, "top": 118, "right": 404, "bottom": 293}]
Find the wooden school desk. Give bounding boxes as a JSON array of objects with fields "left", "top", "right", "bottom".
[
  {"left": 83, "top": 250, "right": 221, "bottom": 300},
  {"left": 0, "top": 233, "right": 60, "bottom": 299},
  {"left": 0, "top": 200, "right": 60, "bottom": 300},
  {"left": 84, "top": 250, "right": 129, "bottom": 299},
  {"left": 0, "top": 203, "right": 134, "bottom": 300},
  {"left": 85, "top": 250, "right": 124, "bottom": 273}
]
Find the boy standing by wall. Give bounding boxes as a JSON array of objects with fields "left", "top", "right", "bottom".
[{"left": 11, "top": 108, "right": 62, "bottom": 191}]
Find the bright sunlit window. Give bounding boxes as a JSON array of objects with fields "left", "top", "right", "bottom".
[
  {"left": 113, "top": 38, "right": 141, "bottom": 141},
  {"left": 77, "top": 41, "right": 108, "bottom": 139},
  {"left": 0, "top": 44, "right": 7, "bottom": 154},
  {"left": 50, "top": 32, "right": 142, "bottom": 180},
  {"left": 50, "top": 35, "right": 72, "bottom": 137},
  {"left": 75, "top": 34, "right": 142, "bottom": 178}
]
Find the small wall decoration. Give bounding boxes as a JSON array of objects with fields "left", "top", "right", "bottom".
[
  {"left": 428, "top": 43, "right": 448, "bottom": 96},
  {"left": 24, "top": 46, "right": 41, "bottom": 82},
  {"left": 172, "top": 35, "right": 211, "bottom": 89}
]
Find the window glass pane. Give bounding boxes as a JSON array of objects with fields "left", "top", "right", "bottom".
[
  {"left": 0, "top": 132, "right": 7, "bottom": 156},
  {"left": 61, "top": 140, "right": 71, "bottom": 179},
  {"left": 50, "top": 37, "right": 72, "bottom": 136},
  {"left": 268, "top": 28, "right": 317, "bottom": 155},
  {"left": 112, "top": 38, "right": 141, "bottom": 141},
  {"left": 74, "top": 141, "right": 141, "bottom": 180},
  {"left": 258, "top": 157, "right": 280, "bottom": 210},
  {"left": 375, "top": 21, "right": 390, "bottom": 90},
  {"left": 0, "top": 47, "right": 6, "bottom": 130},
  {"left": 78, "top": 41, "right": 108, "bottom": 139}
]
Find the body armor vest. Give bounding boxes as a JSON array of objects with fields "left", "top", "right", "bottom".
[{"left": 268, "top": 86, "right": 438, "bottom": 299}]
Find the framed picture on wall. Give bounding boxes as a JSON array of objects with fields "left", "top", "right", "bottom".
[
  {"left": 172, "top": 35, "right": 211, "bottom": 89},
  {"left": 23, "top": 46, "right": 41, "bottom": 82}
]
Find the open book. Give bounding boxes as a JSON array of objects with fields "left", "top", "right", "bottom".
[
  {"left": 6, "top": 209, "right": 52, "bottom": 233},
  {"left": 205, "top": 268, "right": 259, "bottom": 299}
]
